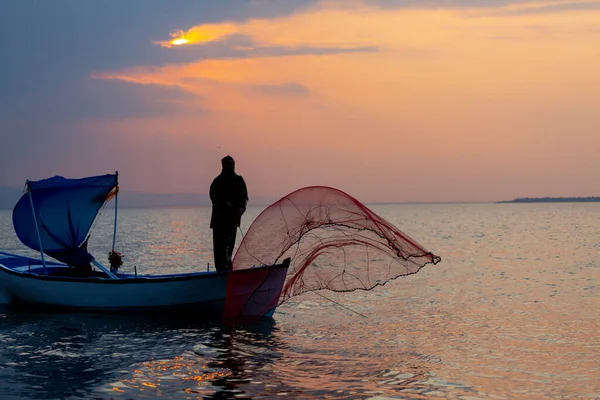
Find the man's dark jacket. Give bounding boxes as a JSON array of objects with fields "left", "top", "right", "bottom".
[{"left": 209, "top": 171, "right": 248, "bottom": 229}]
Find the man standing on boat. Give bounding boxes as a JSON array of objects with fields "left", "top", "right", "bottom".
[{"left": 210, "top": 155, "right": 248, "bottom": 272}]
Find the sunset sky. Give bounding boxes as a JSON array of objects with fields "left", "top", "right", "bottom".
[{"left": 1, "top": 0, "right": 599, "bottom": 202}]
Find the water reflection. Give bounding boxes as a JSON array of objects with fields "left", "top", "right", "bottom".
[
  {"left": 0, "top": 307, "right": 284, "bottom": 399},
  {"left": 272, "top": 304, "right": 450, "bottom": 399},
  {"left": 0, "top": 304, "right": 446, "bottom": 399},
  {"left": 111, "top": 318, "right": 287, "bottom": 399},
  {"left": 2, "top": 204, "right": 599, "bottom": 398}
]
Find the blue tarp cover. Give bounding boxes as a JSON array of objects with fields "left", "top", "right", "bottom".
[{"left": 12, "top": 174, "right": 117, "bottom": 268}]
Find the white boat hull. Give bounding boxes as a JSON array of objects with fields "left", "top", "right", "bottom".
[{"left": 0, "top": 253, "right": 290, "bottom": 319}]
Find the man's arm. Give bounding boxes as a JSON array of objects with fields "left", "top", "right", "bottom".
[
  {"left": 241, "top": 176, "right": 248, "bottom": 207},
  {"left": 209, "top": 178, "right": 217, "bottom": 204},
  {"left": 210, "top": 177, "right": 227, "bottom": 206},
  {"left": 238, "top": 176, "right": 248, "bottom": 213}
]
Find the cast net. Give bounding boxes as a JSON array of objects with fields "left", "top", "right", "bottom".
[{"left": 223, "top": 186, "right": 441, "bottom": 324}]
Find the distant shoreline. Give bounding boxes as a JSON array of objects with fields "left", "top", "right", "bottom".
[
  {"left": 497, "top": 197, "right": 600, "bottom": 203},
  {"left": 3, "top": 186, "right": 600, "bottom": 209}
]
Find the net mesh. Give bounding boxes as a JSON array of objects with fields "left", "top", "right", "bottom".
[{"left": 231, "top": 186, "right": 441, "bottom": 306}]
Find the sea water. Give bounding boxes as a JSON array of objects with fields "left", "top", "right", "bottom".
[{"left": 0, "top": 203, "right": 598, "bottom": 399}]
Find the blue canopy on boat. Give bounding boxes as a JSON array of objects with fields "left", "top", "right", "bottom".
[{"left": 12, "top": 174, "right": 118, "bottom": 268}]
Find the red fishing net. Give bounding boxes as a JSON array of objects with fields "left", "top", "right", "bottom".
[{"left": 223, "top": 186, "right": 441, "bottom": 324}]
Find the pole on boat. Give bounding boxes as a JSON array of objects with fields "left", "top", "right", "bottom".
[
  {"left": 112, "top": 171, "right": 119, "bottom": 251},
  {"left": 91, "top": 258, "right": 119, "bottom": 279},
  {"left": 101, "top": 171, "right": 120, "bottom": 280},
  {"left": 26, "top": 181, "right": 47, "bottom": 275}
]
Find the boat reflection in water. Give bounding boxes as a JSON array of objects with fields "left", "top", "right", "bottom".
[{"left": 0, "top": 307, "right": 284, "bottom": 399}]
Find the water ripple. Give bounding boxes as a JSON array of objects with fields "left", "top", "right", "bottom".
[{"left": 0, "top": 204, "right": 599, "bottom": 399}]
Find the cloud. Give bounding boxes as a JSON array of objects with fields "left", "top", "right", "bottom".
[
  {"left": 315, "top": 0, "right": 600, "bottom": 20},
  {"left": 524, "top": 24, "right": 600, "bottom": 35},
  {"left": 152, "top": 26, "right": 380, "bottom": 61},
  {"left": 247, "top": 83, "right": 310, "bottom": 96},
  {"left": 338, "top": 0, "right": 516, "bottom": 9},
  {"left": 155, "top": 32, "right": 380, "bottom": 60},
  {"left": 0, "top": 1, "right": 316, "bottom": 121},
  {"left": 92, "top": 65, "right": 316, "bottom": 118},
  {"left": 154, "top": 24, "right": 240, "bottom": 48},
  {"left": 472, "top": 0, "right": 600, "bottom": 17},
  {"left": 487, "top": 35, "right": 521, "bottom": 40},
  {"left": 1, "top": 79, "right": 201, "bottom": 125},
  {"left": 312, "top": 0, "right": 576, "bottom": 11}
]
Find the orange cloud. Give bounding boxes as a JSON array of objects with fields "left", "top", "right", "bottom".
[
  {"left": 88, "top": 0, "right": 600, "bottom": 201},
  {"left": 154, "top": 24, "right": 240, "bottom": 48}
]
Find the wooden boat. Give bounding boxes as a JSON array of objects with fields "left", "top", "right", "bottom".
[{"left": 0, "top": 173, "right": 289, "bottom": 322}]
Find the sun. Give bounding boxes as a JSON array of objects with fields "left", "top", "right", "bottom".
[
  {"left": 171, "top": 36, "right": 189, "bottom": 46},
  {"left": 155, "top": 24, "right": 240, "bottom": 48}
]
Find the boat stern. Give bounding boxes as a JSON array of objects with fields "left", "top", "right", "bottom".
[{"left": 222, "top": 258, "right": 290, "bottom": 326}]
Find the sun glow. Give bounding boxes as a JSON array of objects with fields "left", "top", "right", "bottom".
[
  {"left": 171, "top": 37, "right": 189, "bottom": 46},
  {"left": 155, "top": 24, "right": 239, "bottom": 48},
  {"left": 165, "top": 29, "right": 190, "bottom": 47}
]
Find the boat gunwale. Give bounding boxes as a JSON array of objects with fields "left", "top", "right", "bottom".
[{"left": 0, "top": 259, "right": 290, "bottom": 285}]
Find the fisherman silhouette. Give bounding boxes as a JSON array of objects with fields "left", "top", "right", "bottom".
[{"left": 209, "top": 155, "right": 248, "bottom": 272}]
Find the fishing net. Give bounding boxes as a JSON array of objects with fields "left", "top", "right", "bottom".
[{"left": 223, "top": 186, "right": 441, "bottom": 324}]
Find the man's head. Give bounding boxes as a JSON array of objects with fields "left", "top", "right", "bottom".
[{"left": 221, "top": 155, "right": 235, "bottom": 172}]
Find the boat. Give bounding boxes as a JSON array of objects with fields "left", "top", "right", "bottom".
[{"left": 0, "top": 173, "right": 290, "bottom": 322}]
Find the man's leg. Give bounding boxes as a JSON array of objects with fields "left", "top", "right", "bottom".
[
  {"left": 213, "top": 228, "right": 228, "bottom": 272},
  {"left": 224, "top": 225, "right": 237, "bottom": 269}
]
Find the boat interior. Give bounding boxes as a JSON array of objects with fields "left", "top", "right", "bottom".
[{"left": 0, "top": 252, "right": 215, "bottom": 279}]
